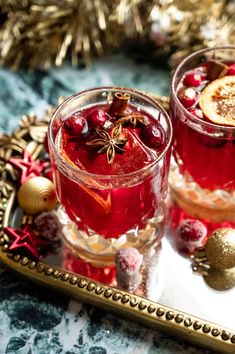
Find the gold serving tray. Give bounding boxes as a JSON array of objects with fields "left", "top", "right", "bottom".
[{"left": 0, "top": 98, "right": 235, "bottom": 354}]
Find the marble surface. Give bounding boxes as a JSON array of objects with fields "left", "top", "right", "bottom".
[{"left": 0, "top": 55, "right": 214, "bottom": 354}]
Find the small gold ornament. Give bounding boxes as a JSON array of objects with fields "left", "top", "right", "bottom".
[
  {"left": 204, "top": 267, "right": 235, "bottom": 291},
  {"left": 205, "top": 228, "right": 235, "bottom": 270},
  {"left": 191, "top": 227, "right": 235, "bottom": 290},
  {"left": 18, "top": 177, "right": 57, "bottom": 215}
]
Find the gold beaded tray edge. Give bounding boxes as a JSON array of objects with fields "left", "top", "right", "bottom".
[{"left": 0, "top": 96, "right": 234, "bottom": 354}]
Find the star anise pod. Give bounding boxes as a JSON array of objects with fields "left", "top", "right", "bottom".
[
  {"left": 115, "top": 113, "right": 147, "bottom": 127},
  {"left": 86, "top": 124, "right": 128, "bottom": 164}
]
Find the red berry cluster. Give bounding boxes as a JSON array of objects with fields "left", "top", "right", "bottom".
[
  {"left": 177, "top": 62, "right": 235, "bottom": 120},
  {"left": 178, "top": 69, "right": 206, "bottom": 119},
  {"left": 62, "top": 95, "right": 166, "bottom": 153},
  {"left": 63, "top": 108, "right": 109, "bottom": 136}
]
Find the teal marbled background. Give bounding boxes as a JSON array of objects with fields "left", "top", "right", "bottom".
[{"left": 0, "top": 55, "right": 213, "bottom": 354}]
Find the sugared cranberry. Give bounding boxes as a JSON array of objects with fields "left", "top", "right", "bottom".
[
  {"left": 139, "top": 123, "right": 165, "bottom": 149},
  {"left": 177, "top": 218, "right": 208, "bottom": 254},
  {"left": 64, "top": 114, "right": 86, "bottom": 136},
  {"left": 34, "top": 211, "right": 61, "bottom": 240},
  {"left": 115, "top": 248, "right": 143, "bottom": 273},
  {"left": 183, "top": 72, "right": 205, "bottom": 87},
  {"left": 178, "top": 87, "right": 198, "bottom": 108},
  {"left": 188, "top": 108, "right": 204, "bottom": 120},
  {"left": 227, "top": 64, "right": 235, "bottom": 76},
  {"left": 178, "top": 219, "right": 207, "bottom": 242},
  {"left": 87, "top": 108, "right": 109, "bottom": 129}
]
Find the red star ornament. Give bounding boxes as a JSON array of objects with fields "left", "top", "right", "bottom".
[
  {"left": 4, "top": 224, "right": 40, "bottom": 260},
  {"left": 9, "top": 149, "right": 47, "bottom": 184}
]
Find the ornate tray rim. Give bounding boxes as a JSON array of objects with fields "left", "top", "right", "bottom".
[{"left": 0, "top": 99, "right": 235, "bottom": 354}]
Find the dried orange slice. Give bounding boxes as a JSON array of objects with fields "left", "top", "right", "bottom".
[{"left": 199, "top": 76, "right": 235, "bottom": 126}]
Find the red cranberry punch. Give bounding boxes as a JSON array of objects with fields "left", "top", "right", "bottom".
[
  {"left": 48, "top": 87, "right": 172, "bottom": 266},
  {"left": 170, "top": 47, "right": 235, "bottom": 223}
]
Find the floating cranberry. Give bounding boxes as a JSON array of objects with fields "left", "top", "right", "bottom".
[
  {"left": 188, "top": 108, "right": 204, "bottom": 120},
  {"left": 64, "top": 114, "right": 86, "bottom": 136},
  {"left": 227, "top": 64, "right": 235, "bottom": 76},
  {"left": 178, "top": 87, "right": 198, "bottom": 108},
  {"left": 183, "top": 72, "right": 205, "bottom": 87},
  {"left": 87, "top": 108, "right": 109, "bottom": 129},
  {"left": 178, "top": 219, "right": 207, "bottom": 242},
  {"left": 139, "top": 123, "right": 165, "bottom": 149}
]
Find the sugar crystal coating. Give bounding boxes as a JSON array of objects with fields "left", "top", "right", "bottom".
[
  {"left": 178, "top": 219, "right": 207, "bottom": 242},
  {"left": 34, "top": 211, "right": 61, "bottom": 240},
  {"left": 115, "top": 247, "right": 143, "bottom": 273}
]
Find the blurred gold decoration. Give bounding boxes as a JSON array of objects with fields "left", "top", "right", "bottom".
[
  {"left": 150, "top": 0, "right": 235, "bottom": 67},
  {"left": 0, "top": 0, "right": 234, "bottom": 69},
  {"left": 0, "top": 0, "right": 116, "bottom": 69}
]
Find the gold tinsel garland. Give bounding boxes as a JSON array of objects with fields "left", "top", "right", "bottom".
[{"left": 0, "top": 0, "right": 234, "bottom": 69}]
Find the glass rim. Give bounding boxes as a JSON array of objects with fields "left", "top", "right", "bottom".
[
  {"left": 48, "top": 86, "right": 173, "bottom": 181},
  {"left": 171, "top": 45, "right": 235, "bottom": 132}
]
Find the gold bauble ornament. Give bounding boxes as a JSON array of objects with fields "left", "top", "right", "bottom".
[
  {"left": 204, "top": 267, "right": 235, "bottom": 291},
  {"left": 205, "top": 228, "right": 235, "bottom": 270},
  {"left": 18, "top": 177, "right": 57, "bottom": 215}
]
